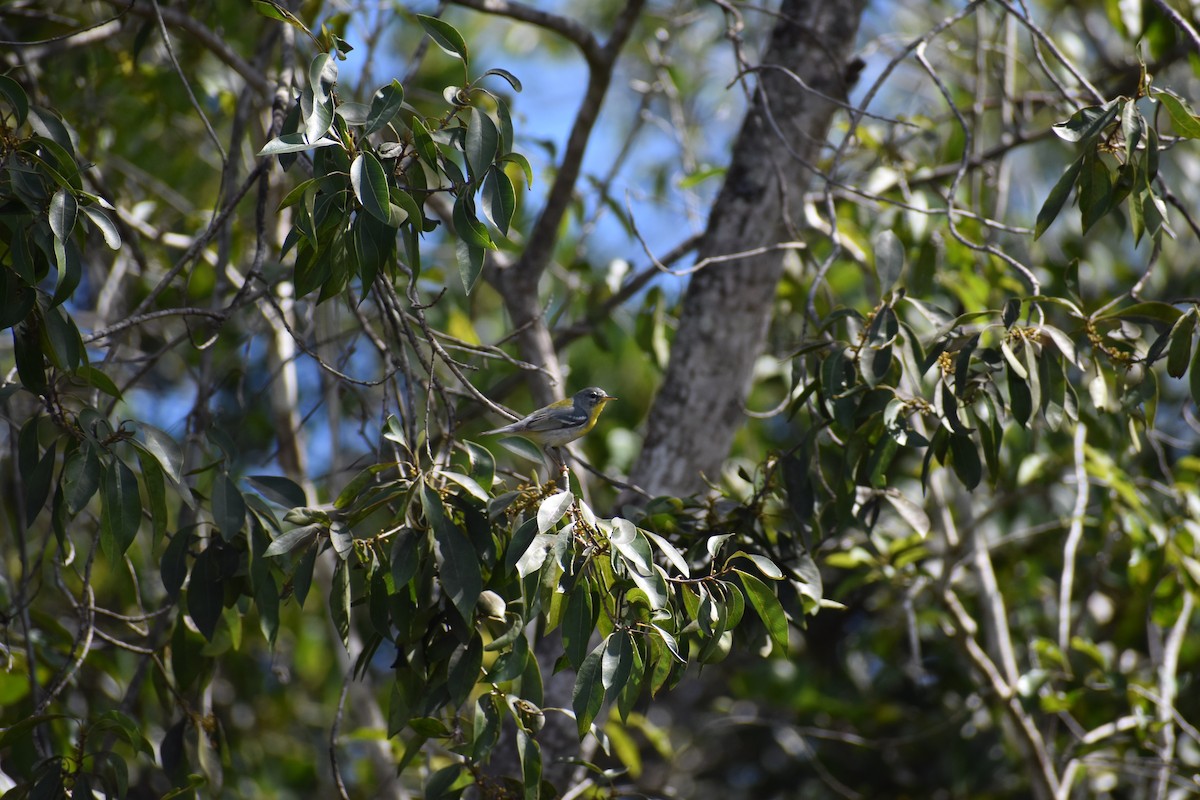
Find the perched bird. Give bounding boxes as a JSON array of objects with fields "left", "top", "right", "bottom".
[{"left": 483, "top": 386, "right": 617, "bottom": 469}]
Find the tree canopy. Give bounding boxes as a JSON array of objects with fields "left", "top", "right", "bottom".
[{"left": 3, "top": 1, "right": 1200, "bottom": 798}]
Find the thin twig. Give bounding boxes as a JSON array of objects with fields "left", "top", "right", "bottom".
[
  {"left": 1153, "top": 591, "right": 1195, "bottom": 800},
  {"left": 1057, "top": 422, "right": 1088, "bottom": 656},
  {"left": 330, "top": 674, "right": 352, "bottom": 800},
  {"left": 0, "top": 1, "right": 132, "bottom": 46},
  {"left": 149, "top": 0, "right": 227, "bottom": 161},
  {"left": 944, "top": 588, "right": 1061, "bottom": 798}
]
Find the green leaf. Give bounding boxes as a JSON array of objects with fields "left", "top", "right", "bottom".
[
  {"left": 721, "top": 580, "right": 747, "bottom": 628},
  {"left": 487, "top": 630, "right": 529, "bottom": 682},
  {"left": 293, "top": 541, "right": 318, "bottom": 608},
  {"left": 464, "top": 440, "right": 495, "bottom": 490},
  {"left": 884, "top": 491, "right": 931, "bottom": 537},
  {"left": 0, "top": 714, "right": 74, "bottom": 752},
  {"left": 101, "top": 457, "right": 142, "bottom": 561},
  {"left": 0, "top": 74, "right": 30, "bottom": 125},
  {"left": 447, "top": 637, "right": 483, "bottom": 707},
  {"left": 188, "top": 546, "right": 223, "bottom": 640},
  {"left": 309, "top": 51, "right": 338, "bottom": 103},
  {"left": 1191, "top": 331, "right": 1200, "bottom": 408},
  {"left": 410, "top": 116, "right": 438, "bottom": 165},
  {"left": 482, "top": 165, "right": 516, "bottom": 236},
  {"left": 609, "top": 517, "right": 653, "bottom": 575},
  {"left": 364, "top": 80, "right": 405, "bottom": 136},
  {"left": 82, "top": 205, "right": 122, "bottom": 249},
  {"left": 49, "top": 188, "right": 78, "bottom": 241},
  {"left": 500, "top": 152, "right": 534, "bottom": 189},
  {"left": 13, "top": 317, "right": 47, "bottom": 393},
  {"left": 736, "top": 570, "right": 789, "bottom": 655},
  {"left": 351, "top": 151, "right": 391, "bottom": 222},
  {"left": 51, "top": 236, "right": 81, "bottom": 307},
  {"left": 456, "top": 238, "right": 485, "bottom": 295},
  {"left": 1099, "top": 301, "right": 1182, "bottom": 326},
  {"left": 417, "top": 15, "right": 469, "bottom": 64},
  {"left": 74, "top": 364, "right": 122, "bottom": 398},
  {"left": 331, "top": 559, "right": 351, "bottom": 651},
  {"left": 537, "top": 490, "right": 574, "bottom": 534},
  {"left": 1121, "top": 99, "right": 1145, "bottom": 160},
  {"left": 252, "top": 0, "right": 308, "bottom": 29},
  {"left": 136, "top": 447, "right": 168, "bottom": 546},
  {"left": 1078, "top": 153, "right": 1112, "bottom": 233},
  {"left": 212, "top": 473, "right": 246, "bottom": 540},
  {"left": 452, "top": 193, "right": 494, "bottom": 250},
  {"left": 517, "top": 729, "right": 541, "bottom": 800},
  {"left": 730, "top": 551, "right": 783, "bottom": 580},
  {"left": 440, "top": 470, "right": 489, "bottom": 503},
  {"left": 464, "top": 107, "right": 498, "bottom": 182},
  {"left": 1035, "top": 156, "right": 1083, "bottom": 239},
  {"left": 24, "top": 439, "right": 57, "bottom": 526},
  {"left": 161, "top": 530, "right": 190, "bottom": 599},
  {"left": 643, "top": 528, "right": 689, "bottom": 577},
  {"left": 62, "top": 441, "right": 101, "bottom": 514},
  {"left": 335, "top": 102, "right": 370, "bottom": 126},
  {"left": 423, "top": 481, "right": 482, "bottom": 623},
  {"left": 140, "top": 423, "right": 183, "bottom": 484},
  {"left": 333, "top": 463, "right": 389, "bottom": 509},
  {"left": 563, "top": 585, "right": 595, "bottom": 669},
  {"left": 263, "top": 525, "right": 319, "bottom": 557},
  {"left": 258, "top": 132, "right": 340, "bottom": 156},
  {"left": 390, "top": 185, "right": 422, "bottom": 227},
  {"left": 481, "top": 67, "right": 523, "bottom": 93},
  {"left": 304, "top": 96, "right": 334, "bottom": 144},
  {"left": 1167, "top": 309, "right": 1196, "bottom": 378},
  {"left": 1051, "top": 102, "right": 1118, "bottom": 143},
  {"left": 602, "top": 631, "right": 633, "bottom": 704},
  {"left": 246, "top": 474, "right": 308, "bottom": 508},
  {"left": 651, "top": 623, "right": 685, "bottom": 663},
  {"left": 1155, "top": 90, "right": 1200, "bottom": 138},
  {"left": 949, "top": 433, "right": 982, "bottom": 490},
  {"left": 573, "top": 639, "right": 606, "bottom": 737},
  {"left": 41, "top": 304, "right": 82, "bottom": 370}
]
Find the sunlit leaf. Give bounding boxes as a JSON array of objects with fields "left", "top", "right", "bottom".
[
  {"left": 1154, "top": 90, "right": 1200, "bottom": 138},
  {"left": 537, "top": 490, "right": 574, "bottom": 534},
  {"left": 736, "top": 570, "right": 788, "bottom": 655},
  {"left": 364, "top": 80, "right": 404, "bottom": 136},
  {"left": 351, "top": 151, "right": 391, "bottom": 223},
  {"left": 417, "top": 14, "right": 469, "bottom": 63}
]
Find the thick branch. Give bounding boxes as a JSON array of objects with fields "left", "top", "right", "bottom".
[
  {"left": 630, "top": 0, "right": 867, "bottom": 496},
  {"left": 481, "top": 0, "right": 646, "bottom": 403}
]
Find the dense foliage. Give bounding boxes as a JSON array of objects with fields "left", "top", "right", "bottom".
[{"left": 3, "top": 1, "right": 1200, "bottom": 799}]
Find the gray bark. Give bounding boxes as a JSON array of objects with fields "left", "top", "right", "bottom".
[{"left": 629, "top": 0, "right": 868, "bottom": 497}]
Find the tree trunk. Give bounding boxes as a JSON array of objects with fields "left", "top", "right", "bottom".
[{"left": 629, "top": 0, "right": 867, "bottom": 497}]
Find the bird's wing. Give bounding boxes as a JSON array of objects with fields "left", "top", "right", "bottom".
[{"left": 516, "top": 406, "right": 588, "bottom": 433}]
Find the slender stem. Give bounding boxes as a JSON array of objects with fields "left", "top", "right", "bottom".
[{"left": 1057, "top": 422, "right": 1088, "bottom": 656}]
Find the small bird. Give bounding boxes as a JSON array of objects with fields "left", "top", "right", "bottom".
[{"left": 483, "top": 386, "right": 617, "bottom": 469}]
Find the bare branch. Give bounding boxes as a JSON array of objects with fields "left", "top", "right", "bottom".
[{"left": 449, "top": 0, "right": 602, "bottom": 64}]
